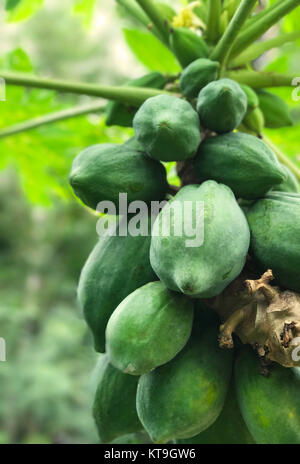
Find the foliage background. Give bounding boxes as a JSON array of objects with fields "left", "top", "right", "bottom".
[{"left": 0, "top": 0, "right": 299, "bottom": 444}]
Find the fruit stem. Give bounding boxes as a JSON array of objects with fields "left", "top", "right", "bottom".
[
  {"left": 115, "top": 0, "right": 162, "bottom": 40},
  {"left": 263, "top": 136, "right": 300, "bottom": 181},
  {"left": 226, "top": 69, "right": 297, "bottom": 88},
  {"left": 0, "top": 71, "right": 175, "bottom": 105},
  {"left": 134, "top": 0, "right": 170, "bottom": 45},
  {"left": 206, "top": 0, "right": 222, "bottom": 44},
  {"left": 210, "top": 0, "right": 258, "bottom": 68},
  {"left": 230, "top": 30, "right": 300, "bottom": 67},
  {"left": 0, "top": 101, "right": 106, "bottom": 139},
  {"left": 229, "top": 0, "right": 300, "bottom": 59},
  {"left": 219, "top": 306, "right": 249, "bottom": 349}
]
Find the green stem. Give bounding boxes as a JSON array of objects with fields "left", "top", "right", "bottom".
[
  {"left": 230, "top": 0, "right": 300, "bottom": 59},
  {"left": 206, "top": 0, "right": 222, "bottom": 44},
  {"left": 0, "top": 101, "right": 106, "bottom": 139},
  {"left": 115, "top": 0, "right": 162, "bottom": 41},
  {"left": 135, "top": 0, "right": 169, "bottom": 44},
  {"left": 244, "top": 0, "right": 282, "bottom": 28},
  {"left": 230, "top": 30, "right": 300, "bottom": 67},
  {"left": 0, "top": 71, "right": 173, "bottom": 105},
  {"left": 263, "top": 136, "right": 300, "bottom": 181},
  {"left": 226, "top": 69, "right": 296, "bottom": 88},
  {"left": 210, "top": 0, "right": 258, "bottom": 66}
]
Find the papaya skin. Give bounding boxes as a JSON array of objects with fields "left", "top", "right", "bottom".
[
  {"left": 275, "top": 163, "right": 299, "bottom": 193},
  {"left": 136, "top": 325, "right": 233, "bottom": 444},
  {"left": 133, "top": 95, "right": 202, "bottom": 162},
  {"left": 78, "top": 217, "right": 157, "bottom": 352},
  {"left": 235, "top": 347, "right": 300, "bottom": 444},
  {"left": 196, "top": 78, "right": 247, "bottom": 133},
  {"left": 169, "top": 27, "right": 209, "bottom": 68},
  {"left": 257, "top": 90, "right": 293, "bottom": 128},
  {"left": 195, "top": 132, "right": 285, "bottom": 199},
  {"left": 150, "top": 181, "right": 250, "bottom": 298},
  {"left": 106, "top": 281, "right": 194, "bottom": 375},
  {"left": 93, "top": 355, "right": 142, "bottom": 444},
  {"left": 179, "top": 58, "right": 219, "bottom": 98}
]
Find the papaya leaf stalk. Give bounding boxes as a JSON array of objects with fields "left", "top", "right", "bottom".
[
  {"left": 115, "top": 0, "right": 162, "bottom": 40},
  {"left": 226, "top": 69, "right": 297, "bottom": 89},
  {"left": 206, "top": 0, "right": 222, "bottom": 44},
  {"left": 263, "top": 136, "right": 300, "bottom": 181},
  {"left": 134, "top": 0, "right": 170, "bottom": 45}
]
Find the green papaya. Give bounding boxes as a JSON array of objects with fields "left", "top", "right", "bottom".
[
  {"left": 176, "top": 383, "right": 255, "bottom": 444},
  {"left": 235, "top": 347, "right": 300, "bottom": 444},
  {"left": 179, "top": 58, "right": 219, "bottom": 98},
  {"left": 197, "top": 78, "right": 247, "bottom": 133},
  {"left": 106, "top": 281, "right": 194, "bottom": 375},
  {"left": 136, "top": 325, "right": 233, "bottom": 443},
  {"left": 69, "top": 142, "right": 168, "bottom": 211},
  {"left": 239, "top": 84, "right": 259, "bottom": 111},
  {"left": 156, "top": 2, "right": 176, "bottom": 21},
  {"left": 106, "top": 72, "right": 167, "bottom": 127},
  {"left": 275, "top": 163, "right": 299, "bottom": 193},
  {"left": 133, "top": 95, "right": 201, "bottom": 162},
  {"left": 169, "top": 27, "right": 209, "bottom": 68},
  {"left": 195, "top": 132, "right": 285, "bottom": 199},
  {"left": 78, "top": 217, "right": 157, "bottom": 352},
  {"left": 246, "top": 192, "right": 300, "bottom": 292},
  {"left": 150, "top": 181, "right": 250, "bottom": 298},
  {"left": 243, "top": 107, "right": 265, "bottom": 135},
  {"left": 257, "top": 90, "right": 293, "bottom": 128},
  {"left": 93, "top": 355, "right": 141, "bottom": 443}
]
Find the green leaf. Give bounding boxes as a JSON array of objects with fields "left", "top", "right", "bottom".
[
  {"left": 123, "top": 28, "right": 180, "bottom": 73},
  {"left": 6, "top": 0, "right": 44, "bottom": 22},
  {"left": 5, "top": 0, "right": 21, "bottom": 11},
  {"left": 73, "top": 0, "right": 97, "bottom": 27},
  {"left": 0, "top": 48, "right": 33, "bottom": 72}
]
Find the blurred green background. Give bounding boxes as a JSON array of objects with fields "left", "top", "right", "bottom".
[{"left": 0, "top": 0, "right": 299, "bottom": 444}]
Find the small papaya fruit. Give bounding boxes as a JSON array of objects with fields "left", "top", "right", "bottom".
[
  {"left": 239, "top": 84, "right": 259, "bottom": 112},
  {"left": 69, "top": 142, "right": 168, "bottom": 211},
  {"left": 176, "top": 383, "right": 255, "bottom": 444},
  {"left": 169, "top": 27, "right": 209, "bottom": 68},
  {"left": 235, "top": 347, "right": 300, "bottom": 444},
  {"left": 197, "top": 78, "right": 247, "bottom": 133},
  {"left": 93, "top": 355, "right": 141, "bottom": 443},
  {"left": 106, "top": 281, "right": 194, "bottom": 375},
  {"left": 246, "top": 192, "right": 300, "bottom": 292},
  {"left": 243, "top": 106, "right": 265, "bottom": 135},
  {"left": 133, "top": 95, "right": 201, "bottom": 162},
  {"left": 257, "top": 90, "right": 293, "bottom": 128},
  {"left": 179, "top": 58, "right": 219, "bottom": 98},
  {"left": 150, "top": 181, "right": 250, "bottom": 298},
  {"left": 78, "top": 217, "right": 157, "bottom": 352},
  {"left": 275, "top": 163, "right": 299, "bottom": 193},
  {"left": 136, "top": 324, "right": 233, "bottom": 443},
  {"left": 195, "top": 132, "right": 285, "bottom": 199},
  {"left": 105, "top": 72, "right": 167, "bottom": 127}
]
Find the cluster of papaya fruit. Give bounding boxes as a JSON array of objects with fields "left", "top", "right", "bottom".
[{"left": 69, "top": 0, "right": 300, "bottom": 445}]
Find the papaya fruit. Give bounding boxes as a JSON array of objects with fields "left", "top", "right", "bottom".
[
  {"left": 69, "top": 142, "right": 168, "bottom": 211},
  {"left": 243, "top": 106, "right": 265, "bottom": 135},
  {"left": 169, "top": 27, "right": 209, "bottom": 68},
  {"left": 195, "top": 132, "right": 285, "bottom": 199},
  {"left": 105, "top": 72, "right": 167, "bottom": 127},
  {"left": 235, "top": 347, "right": 300, "bottom": 444},
  {"left": 239, "top": 83, "right": 259, "bottom": 111},
  {"left": 196, "top": 78, "right": 247, "bottom": 133},
  {"left": 78, "top": 217, "right": 157, "bottom": 352},
  {"left": 179, "top": 58, "right": 219, "bottom": 98},
  {"left": 176, "top": 383, "right": 255, "bottom": 444},
  {"left": 156, "top": 2, "right": 176, "bottom": 22},
  {"left": 133, "top": 95, "right": 201, "bottom": 162},
  {"left": 93, "top": 355, "right": 141, "bottom": 443},
  {"left": 106, "top": 281, "right": 194, "bottom": 375},
  {"left": 150, "top": 181, "right": 250, "bottom": 298},
  {"left": 275, "top": 163, "right": 299, "bottom": 193},
  {"left": 257, "top": 90, "right": 293, "bottom": 128},
  {"left": 246, "top": 192, "right": 300, "bottom": 292},
  {"left": 136, "top": 324, "right": 233, "bottom": 443}
]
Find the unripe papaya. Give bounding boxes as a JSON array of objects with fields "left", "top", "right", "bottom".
[
  {"left": 136, "top": 325, "right": 233, "bottom": 443},
  {"left": 78, "top": 217, "right": 157, "bottom": 352},
  {"left": 106, "top": 281, "right": 194, "bottom": 375},
  {"left": 176, "top": 383, "right": 255, "bottom": 444},
  {"left": 239, "top": 83, "right": 259, "bottom": 111},
  {"left": 243, "top": 107, "right": 265, "bottom": 135},
  {"left": 133, "top": 95, "right": 201, "bottom": 162},
  {"left": 197, "top": 78, "right": 247, "bottom": 133},
  {"left": 169, "top": 27, "right": 209, "bottom": 68},
  {"left": 106, "top": 72, "right": 167, "bottom": 127},
  {"left": 195, "top": 132, "right": 285, "bottom": 199},
  {"left": 156, "top": 2, "right": 176, "bottom": 22},
  {"left": 179, "top": 58, "right": 219, "bottom": 98},
  {"left": 93, "top": 355, "right": 141, "bottom": 443},
  {"left": 235, "top": 347, "right": 300, "bottom": 444},
  {"left": 275, "top": 163, "right": 299, "bottom": 193},
  {"left": 69, "top": 142, "right": 168, "bottom": 211},
  {"left": 150, "top": 181, "right": 250, "bottom": 298},
  {"left": 257, "top": 90, "right": 293, "bottom": 128},
  {"left": 246, "top": 192, "right": 300, "bottom": 292}
]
